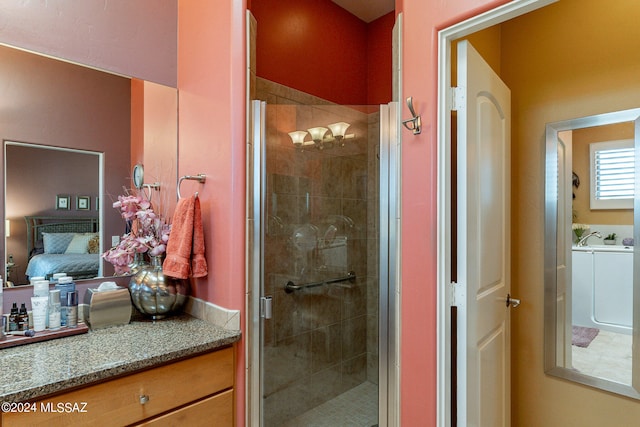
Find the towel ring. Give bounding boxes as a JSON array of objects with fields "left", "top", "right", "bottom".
[
  {"left": 177, "top": 174, "right": 206, "bottom": 199},
  {"left": 141, "top": 182, "right": 161, "bottom": 202}
]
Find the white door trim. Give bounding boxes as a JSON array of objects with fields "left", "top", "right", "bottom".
[{"left": 435, "top": 1, "right": 556, "bottom": 426}]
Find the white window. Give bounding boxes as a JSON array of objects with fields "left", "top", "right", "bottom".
[{"left": 590, "top": 139, "right": 634, "bottom": 209}]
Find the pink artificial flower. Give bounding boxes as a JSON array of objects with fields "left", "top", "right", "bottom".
[
  {"left": 149, "top": 244, "right": 166, "bottom": 257},
  {"left": 102, "top": 190, "right": 171, "bottom": 274}
]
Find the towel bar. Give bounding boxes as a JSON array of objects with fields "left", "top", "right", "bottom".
[{"left": 177, "top": 174, "right": 206, "bottom": 199}]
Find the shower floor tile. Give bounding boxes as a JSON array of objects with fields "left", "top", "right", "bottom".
[{"left": 282, "top": 381, "right": 378, "bottom": 427}]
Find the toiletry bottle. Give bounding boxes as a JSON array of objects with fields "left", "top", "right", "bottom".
[
  {"left": 31, "top": 296, "right": 48, "bottom": 332},
  {"left": 51, "top": 272, "right": 67, "bottom": 284},
  {"left": 66, "top": 291, "right": 78, "bottom": 327},
  {"left": 33, "top": 279, "right": 49, "bottom": 297},
  {"left": 18, "top": 303, "right": 28, "bottom": 331},
  {"left": 48, "top": 290, "right": 61, "bottom": 330},
  {"left": 8, "top": 302, "right": 19, "bottom": 331},
  {"left": 56, "top": 276, "right": 75, "bottom": 327},
  {"left": 32, "top": 280, "right": 50, "bottom": 327}
]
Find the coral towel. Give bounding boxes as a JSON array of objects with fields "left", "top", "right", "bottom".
[{"left": 163, "top": 195, "right": 208, "bottom": 279}]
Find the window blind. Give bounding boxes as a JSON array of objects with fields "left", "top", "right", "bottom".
[{"left": 594, "top": 147, "right": 635, "bottom": 200}]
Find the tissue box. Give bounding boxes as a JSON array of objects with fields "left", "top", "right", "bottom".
[{"left": 84, "top": 287, "right": 132, "bottom": 330}]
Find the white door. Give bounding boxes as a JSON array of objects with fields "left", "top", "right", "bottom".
[
  {"left": 556, "top": 132, "right": 573, "bottom": 368},
  {"left": 456, "top": 40, "right": 512, "bottom": 427}
]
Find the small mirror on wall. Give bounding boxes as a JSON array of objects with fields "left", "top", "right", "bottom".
[{"left": 133, "top": 164, "right": 145, "bottom": 189}]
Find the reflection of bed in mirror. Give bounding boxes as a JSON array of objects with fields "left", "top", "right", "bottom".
[{"left": 24, "top": 216, "right": 100, "bottom": 282}]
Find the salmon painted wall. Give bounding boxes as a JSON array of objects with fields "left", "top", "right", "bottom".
[
  {"left": 130, "top": 81, "right": 179, "bottom": 216},
  {"left": 142, "top": 81, "right": 179, "bottom": 218},
  {"left": 251, "top": 0, "right": 392, "bottom": 106},
  {"left": 177, "top": 1, "right": 247, "bottom": 425},
  {"left": 398, "top": 0, "right": 510, "bottom": 424}
]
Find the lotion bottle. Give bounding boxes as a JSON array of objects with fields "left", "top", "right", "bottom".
[
  {"left": 66, "top": 291, "right": 78, "bottom": 327},
  {"left": 30, "top": 296, "right": 48, "bottom": 332},
  {"left": 56, "top": 276, "right": 75, "bottom": 327},
  {"left": 48, "top": 290, "right": 61, "bottom": 330}
]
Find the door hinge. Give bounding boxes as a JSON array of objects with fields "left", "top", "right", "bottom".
[
  {"left": 260, "top": 296, "right": 273, "bottom": 319},
  {"left": 451, "top": 281, "right": 465, "bottom": 307},
  {"left": 450, "top": 86, "right": 465, "bottom": 112}
]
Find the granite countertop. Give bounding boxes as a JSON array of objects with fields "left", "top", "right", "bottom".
[{"left": 0, "top": 315, "right": 241, "bottom": 403}]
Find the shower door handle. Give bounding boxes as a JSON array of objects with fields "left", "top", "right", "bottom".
[
  {"left": 506, "top": 294, "right": 520, "bottom": 308},
  {"left": 261, "top": 296, "right": 273, "bottom": 319}
]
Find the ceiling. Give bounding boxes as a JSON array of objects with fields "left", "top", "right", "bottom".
[{"left": 331, "top": 0, "right": 394, "bottom": 23}]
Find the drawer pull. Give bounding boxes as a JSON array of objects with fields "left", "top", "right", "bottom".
[{"left": 139, "top": 394, "right": 150, "bottom": 405}]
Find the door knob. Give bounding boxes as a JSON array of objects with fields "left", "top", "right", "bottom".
[{"left": 506, "top": 294, "right": 520, "bottom": 308}]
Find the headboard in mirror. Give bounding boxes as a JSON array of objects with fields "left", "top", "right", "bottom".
[
  {"left": 22, "top": 216, "right": 100, "bottom": 283},
  {"left": 544, "top": 107, "right": 640, "bottom": 399}
]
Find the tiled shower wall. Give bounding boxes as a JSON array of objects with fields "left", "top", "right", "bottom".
[{"left": 256, "top": 78, "right": 380, "bottom": 425}]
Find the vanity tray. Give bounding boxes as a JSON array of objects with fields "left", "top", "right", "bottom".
[{"left": 0, "top": 323, "right": 88, "bottom": 350}]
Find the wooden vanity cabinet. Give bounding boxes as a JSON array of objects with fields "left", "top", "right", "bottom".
[{"left": 2, "top": 346, "right": 234, "bottom": 427}]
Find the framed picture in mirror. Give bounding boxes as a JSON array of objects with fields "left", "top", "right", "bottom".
[
  {"left": 76, "top": 196, "right": 90, "bottom": 211},
  {"left": 56, "top": 195, "right": 70, "bottom": 210}
]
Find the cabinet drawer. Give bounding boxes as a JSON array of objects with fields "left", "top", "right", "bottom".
[
  {"left": 3, "top": 347, "right": 234, "bottom": 427},
  {"left": 135, "top": 389, "right": 233, "bottom": 427}
]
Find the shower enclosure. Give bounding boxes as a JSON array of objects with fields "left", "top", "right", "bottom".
[{"left": 248, "top": 78, "right": 397, "bottom": 426}]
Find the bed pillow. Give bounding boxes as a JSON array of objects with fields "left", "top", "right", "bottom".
[
  {"left": 42, "top": 233, "right": 77, "bottom": 254},
  {"left": 87, "top": 235, "right": 100, "bottom": 254},
  {"left": 64, "top": 234, "right": 92, "bottom": 254}
]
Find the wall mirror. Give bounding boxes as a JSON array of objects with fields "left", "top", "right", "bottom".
[
  {"left": 544, "top": 107, "right": 640, "bottom": 399},
  {"left": 1, "top": 43, "right": 178, "bottom": 288}
]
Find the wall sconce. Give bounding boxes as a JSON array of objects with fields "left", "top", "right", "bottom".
[
  {"left": 288, "top": 122, "right": 354, "bottom": 150},
  {"left": 5, "top": 219, "right": 10, "bottom": 237}
]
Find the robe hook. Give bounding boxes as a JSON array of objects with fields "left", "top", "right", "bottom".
[{"left": 402, "top": 96, "right": 422, "bottom": 135}]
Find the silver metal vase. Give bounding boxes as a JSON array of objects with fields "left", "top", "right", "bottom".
[
  {"left": 127, "top": 252, "right": 150, "bottom": 275},
  {"left": 128, "top": 255, "right": 189, "bottom": 320}
]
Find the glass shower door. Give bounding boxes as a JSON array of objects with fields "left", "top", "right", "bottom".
[{"left": 249, "top": 98, "right": 382, "bottom": 426}]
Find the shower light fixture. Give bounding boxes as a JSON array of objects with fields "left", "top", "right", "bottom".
[{"left": 288, "top": 122, "right": 354, "bottom": 150}]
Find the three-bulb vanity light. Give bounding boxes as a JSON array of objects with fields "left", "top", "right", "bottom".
[{"left": 288, "top": 122, "right": 354, "bottom": 150}]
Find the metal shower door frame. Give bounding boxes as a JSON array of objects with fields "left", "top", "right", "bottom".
[
  {"left": 246, "top": 99, "right": 399, "bottom": 426},
  {"left": 247, "top": 99, "right": 266, "bottom": 427}
]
